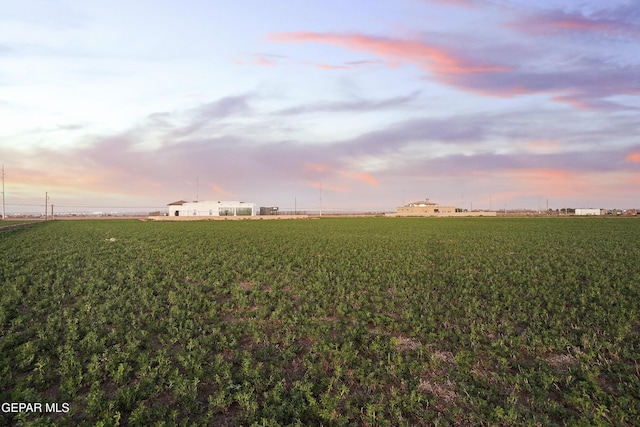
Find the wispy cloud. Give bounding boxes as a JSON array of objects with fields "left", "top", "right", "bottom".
[
  {"left": 56, "top": 123, "right": 87, "bottom": 131},
  {"left": 302, "top": 61, "right": 351, "bottom": 70},
  {"left": 236, "top": 53, "right": 287, "bottom": 67},
  {"left": 270, "top": 29, "right": 640, "bottom": 111},
  {"left": 509, "top": 5, "right": 640, "bottom": 39},
  {"left": 136, "top": 95, "right": 253, "bottom": 147},
  {"left": 270, "top": 32, "right": 510, "bottom": 75},
  {"left": 339, "top": 170, "right": 379, "bottom": 186},
  {"left": 209, "top": 184, "right": 234, "bottom": 197},
  {"left": 254, "top": 56, "right": 278, "bottom": 67},
  {"left": 274, "top": 91, "right": 420, "bottom": 115},
  {"left": 344, "top": 59, "right": 388, "bottom": 67},
  {"left": 415, "top": 0, "right": 477, "bottom": 8}
]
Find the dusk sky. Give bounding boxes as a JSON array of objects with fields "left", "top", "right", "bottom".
[{"left": 1, "top": 0, "right": 639, "bottom": 214}]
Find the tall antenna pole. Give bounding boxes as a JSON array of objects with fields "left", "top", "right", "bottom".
[
  {"left": 45, "top": 192, "right": 48, "bottom": 220},
  {"left": 319, "top": 183, "right": 322, "bottom": 217}
]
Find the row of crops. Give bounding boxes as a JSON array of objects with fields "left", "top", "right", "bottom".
[
  {"left": 1, "top": 217, "right": 639, "bottom": 425},
  {"left": 0, "top": 220, "right": 42, "bottom": 231}
]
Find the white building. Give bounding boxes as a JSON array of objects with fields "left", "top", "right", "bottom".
[
  {"left": 167, "top": 200, "right": 256, "bottom": 217},
  {"left": 574, "top": 208, "right": 601, "bottom": 216}
]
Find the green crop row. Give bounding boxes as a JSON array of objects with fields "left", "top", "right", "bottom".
[{"left": 1, "top": 217, "right": 639, "bottom": 425}]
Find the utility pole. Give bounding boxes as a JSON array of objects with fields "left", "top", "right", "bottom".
[
  {"left": 51, "top": 204, "right": 54, "bottom": 220},
  {"left": 45, "top": 192, "right": 48, "bottom": 220},
  {"left": 294, "top": 196, "right": 297, "bottom": 215},
  {"left": 1, "top": 164, "right": 5, "bottom": 220},
  {"left": 196, "top": 174, "right": 199, "bottom": 202},
  {"left": 319, "top": 183, "right": 322, "bottom": 217}
]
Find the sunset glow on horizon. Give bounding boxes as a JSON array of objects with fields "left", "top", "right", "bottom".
[{"left": 1, "top": 0, "right": 638, "bottom": 214}]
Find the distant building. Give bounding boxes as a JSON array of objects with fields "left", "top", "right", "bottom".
[
  {"left": 574, "top": 208, "right": 601, "bottom": 216},
  {"left": 259, "top": 206, "right": 279, "bottom": 216},
  {"left": 167, "top": 200, "right": 255, "bottom": 217},
  {"left": 395, "top": 198, "right": 496, "bottom": 217},
  {"left": 397, "top": 198, "right": 455, "bottom": 216}
]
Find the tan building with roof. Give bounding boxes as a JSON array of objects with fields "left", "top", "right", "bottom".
[{"left": 394, "top": 198, "right": 496, "bottom": 217}]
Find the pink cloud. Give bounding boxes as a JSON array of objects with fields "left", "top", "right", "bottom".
[
  {"left": 13, "top": 168, "right": 103, "bottom": 190},
  {"left": 235, "top": 53, "right": 286, "bottom": 67},
  {"left": 626, "top": 152, "right": 640, "bottom": 163},
  {"left": 10, "top": 163, "right": 154, "bottom": 198},
  {"left": 270, "top": 32, "right": 510, "bottom": 75},
  {"left": 417, "top": 0, "right": 476, "bottom": 7},
  {"left": 526, "top": 140, "right": 561, "bottom": 153},
  {"left": 210, "top": 184, "right": 234, "bottom": 197},
  {"left": 501, "top": 169, "right": 575, "bottom": 198},
  {"left": 508, "top": 168, "right": 574, "bottom": 184},
  {"left": 255, "top": 56, "right": 277, "bottom": 67},
  {"left": 509, "top": 9, "right": 640, "bottom": 39},
  {"left": 551, "top": 95, "right": 591, "bottom": 110},
  {"left": 549, "top": 94, "right": 633, "bottom": 111},
  {"left": 356, "top": 172, "right": 379, "bottom": 186},
  {"left": 553, "top": 18, "right": 615, "bottom": 32},
  {"left": 339, "top": 170, "right": 379, "bottom": 186},
  {"left": 270, "top": 31, "right": 637, "bottom": 110},
  {"left": 305, "top": 162, "right": 327, "bottom": 172},
  {"left": 302, "top": 61, "right": 351, "bottom": 70},
  {"left": 502, "top": 168, "right": 625, "bottom": 200},
  {"left": 306, "top": 163, "right": 378, "bottom": 186},
  {"left": 511, "top": 16, "right": 615, "bottom": 36},
  {"left": 434, "top": 75, "right": 534, "bottom": 99}
]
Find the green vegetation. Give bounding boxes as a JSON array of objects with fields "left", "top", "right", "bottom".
[
  {"left": 0, "top": 220, "right": 41, "bottom": 229},
  {"left": 1, "top": 218, "right": 639, "bottom": 426}
]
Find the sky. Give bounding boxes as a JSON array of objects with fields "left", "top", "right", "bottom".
[{"left": 1, "top": 0, "right": 639, "bottom": 214}]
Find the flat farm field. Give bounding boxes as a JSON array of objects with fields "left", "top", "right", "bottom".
[{"left": 1, "top": 218, "right": 639, "bottom": 426}]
